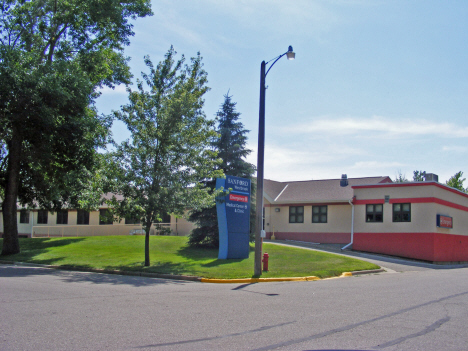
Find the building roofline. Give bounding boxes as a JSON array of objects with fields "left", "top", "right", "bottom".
[
  {"left": 265, "top": 176, "right": 391, "bottom": 184},
  {"left": 352, "top": 181, "right": 468, "bottom": 199},
  {"left": 266, "top": 199, "right": 353, "bottom": 206}
]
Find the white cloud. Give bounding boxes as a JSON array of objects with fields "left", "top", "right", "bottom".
[
  {"left": 351, "top": 161, "right": 406, "bottom": 170},
  {"left": 247, "top": 142, "right": 378, "bottom": 181},
  {"left": 282, "top": 115, "right": 468, "bottom": 138},
  {"left": 442, "top": 145, "right": 467, "bottom": 152},
  {"left": 204, "top": 0, "right": 339, "bottom": 33}
]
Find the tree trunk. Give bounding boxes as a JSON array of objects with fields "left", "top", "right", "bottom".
[
  {"left": 1, "top": 127, "right": 22, "bottom": 255},
  {"left": 144, "top": 218, "right": 151, "bottom": 266}
]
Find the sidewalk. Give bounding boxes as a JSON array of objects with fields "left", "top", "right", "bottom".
[{"left": 266, "top": 239, "right": 468, "bottom": 273}]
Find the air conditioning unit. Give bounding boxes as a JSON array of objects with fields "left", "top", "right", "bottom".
[
  {"left": 340, "top": 174, "right": 349, "bottom": 187},
  {"left": 424, "top": 173, "right": 439, "bottom": 182}
]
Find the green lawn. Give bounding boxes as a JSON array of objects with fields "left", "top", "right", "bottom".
[{"left": 0, "top": 236, "right": 379, "bottom": 279}]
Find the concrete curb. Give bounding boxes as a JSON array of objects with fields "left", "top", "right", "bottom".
[
  {"left": 0, "top": 260, "right": 384, "bottom": 283},
  {"left": 350, "top": 268, "right": 386, "bottom": 275},
  {"left": 200, "top": 272, "right": 358, "bottom": 284},
  {"left": 0, "top": 261, "right": 202, "bottom": 282},
  {"left": 200, "top": 276, "right": 321, "bottom": 284}
]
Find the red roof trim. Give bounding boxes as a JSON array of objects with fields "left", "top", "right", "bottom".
[
  {"left": 353, "top": 199, "right": 385, "bottom": 205},
  {"left": 265, "top": 202, "right": 351, "bottom": 207},
  {"left": 354, "top": 196, "right": 468, "bottom": 213}
]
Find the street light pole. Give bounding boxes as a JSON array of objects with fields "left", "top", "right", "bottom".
[{"left": 254, "top": 46, "right": 295, "bottom": 276}]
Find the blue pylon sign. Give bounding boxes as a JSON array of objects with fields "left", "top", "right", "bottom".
[{"left": 216, "top": 176, "right": 251, "bottom": 259}]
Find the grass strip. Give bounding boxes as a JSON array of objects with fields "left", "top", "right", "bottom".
[{"left": 0, "top": 236, "right": 379, "bottom": 279}]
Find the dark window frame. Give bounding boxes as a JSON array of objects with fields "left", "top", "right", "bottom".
[
  {"left": 77, "top": 210, "right": 90, "bottom": 225},
  {"left": 37, "top": 210, "right": 48, "bottom": 224},
  {"left": 393, "top": 203, "right": 411, "bottom": 222},
  {"left": 19, "top": 210, "right": 30, "bottom": 224},
  {"left": 56, "top": 210, "right": 68, "bottom": 225},
  {"left": 289, "top": 206, "right": 304, "bottom": 223},
  {"left": 162, "top": 213, "right": 171, "bottom": 223},
  {"left": 125, "top": 217, "right": 141, "bottom": 225},
  {"left": 312, "top": 205, "right": 328, "bottom": 223},
  {"left": 366, "top": 204, "right": 383, "bottom": 223},
  {"left": 99, "top": 209, "right": 113, "bottom": 225}
]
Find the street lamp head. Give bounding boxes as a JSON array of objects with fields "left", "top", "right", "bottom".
[{"left": 286, "top": 45, "right": 295, "bottom": 60}]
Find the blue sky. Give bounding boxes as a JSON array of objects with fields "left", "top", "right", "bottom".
[{"left": 96, "top": 0, "right": 468, "bottom": 183}]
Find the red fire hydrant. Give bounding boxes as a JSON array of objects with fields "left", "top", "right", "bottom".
[{"left": 262, "top": 252, "right": 269, "bottom": 272}]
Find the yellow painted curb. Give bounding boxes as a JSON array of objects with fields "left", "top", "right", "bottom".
[
  {"left": 201, "top": 276, "right": 321, "bottom": 284},
  {"left": 201, "top": 272, "right": 355, "bottom": 284}
]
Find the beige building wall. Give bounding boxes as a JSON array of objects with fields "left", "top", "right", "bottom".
[
  {"left": 170, "top": 215, "right": 196, "bottom": 236},
  {"left": 265, "top": 203, "right": 352, "bottom": 234},
  {"left": 353, "top": 183, "right": 468, "bottom": 236},
  {"left": 1, "top": 209, "right": 195, "bottom": 238},
  {"left": 354, "top": 185, "right": 436, "bottom": 201},
  {"left": 353, "top": 202, "right": 435, "bottom": 233}
]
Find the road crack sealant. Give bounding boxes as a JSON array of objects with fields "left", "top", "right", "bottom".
[
  {"left": 250, "top": 290, "right": 468, "bottom": 351},
  {"left": 374, "top": 316, "right": 450, "bottom": 349}
]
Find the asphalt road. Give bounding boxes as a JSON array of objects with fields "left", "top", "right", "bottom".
[{"left": 1, "top": 253, "right": 468, "bottom": 351}]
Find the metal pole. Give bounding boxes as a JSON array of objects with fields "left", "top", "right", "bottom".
[{"left": 254, "top": 61, "right": 266, "bottom": 276}]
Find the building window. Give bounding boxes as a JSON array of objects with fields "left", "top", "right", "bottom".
[
  {"left": 77, "top": 210, "right": 90, "bottom": 225},
  {"left": 289, "top": 206, "right": 304, "bottom": 223},
  {"left": 19, "top": 210, "right": 30, "bottom": 224},
  {"left": 99, "top": 209, "right": 113, "bottom": 225},
  {"left": 312, "top": 206, "right": 327, "bottom": 223},
  {"left": 56, "top": 210, "right": 68, "bottom": 225},
  {"left": 161, "top": 212, "right": 171, "bottom": 223},
  {"left": 366, "top": 204, "right": 383, "bottom": 222},
  {"left": 393, "top": 203, "right": 411, "bottom": 222},
  {"left": 125, "top": 216, "right": 141, "bottom": 225},
  {"left": 37, "top": 210, "right": 48, "bottom": 224}
]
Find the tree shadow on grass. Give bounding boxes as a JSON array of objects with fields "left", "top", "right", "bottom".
[
  {"left": 176, "top": 244, "right": 254, "bottom": 268},
  {"left": 201, "top": 258, "right": 245, "bottom": 268},
  {"left": 0, "top": 237, "right": 87, "bottom": 266},
  {"left": 176, "top": 244, "right": 219, "bottom": 260},
  {"left": 177, "top": 243, "right": 254, "bottom": 259}
]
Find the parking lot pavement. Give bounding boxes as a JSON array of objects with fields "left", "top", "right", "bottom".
[{"left": 266, "top": 239, "right": 468, "bottom": 273}]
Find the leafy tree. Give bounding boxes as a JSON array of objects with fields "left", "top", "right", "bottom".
[
  {"left": 0, "top": 0, "right": 152, "bottom": 255},
  {"left": 188, "top": 93, "right": 255, "bottom": 248},
  {"left": 446, "top": 171, "right": 467, "bottom": 193},
  {"left": 413, "top": 170, "right": 426, "bottom": 182},
  {"left": 107, "top": 48, "right": 223, "bottom": 266},
  {"left": 393, "top": 170, "right": 408, "bottom": 183}
]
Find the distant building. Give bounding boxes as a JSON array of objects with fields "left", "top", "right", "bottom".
[
  {"left": 0, "top": 194, "right": 195, "bottom": 238},
  {"left": 3, "top": 173, "right": 468, "bottom": 263},
  {"left": 264, "top": 174, "right": 468, "bottom": 263}
]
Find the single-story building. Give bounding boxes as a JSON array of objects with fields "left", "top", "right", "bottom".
[
  {"left": 264, "top": 174, "right": 468, "bottom": 263},
  {"left": 0, "top": 195, "right": 195, "bottom": 238}
]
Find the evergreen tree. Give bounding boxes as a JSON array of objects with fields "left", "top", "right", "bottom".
[{"left": 188, "top": 93, "right": 255, "bottom": 247}]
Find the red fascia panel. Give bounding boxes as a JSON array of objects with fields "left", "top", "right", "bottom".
[
  {"left": 265, "top": 202, "right": 350, "bottom": 207},
  {"left": 353, "top": 197, "right": 468, "bottom": 213},
  {"left": 387, "top": 197, "right": 468, "bottom": 213},
  {"left": 353, "top": 199, "right": 385, "bottom": 205},
  {"left": 388, "top": 197, "right": 437, "bottom": 204}
]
